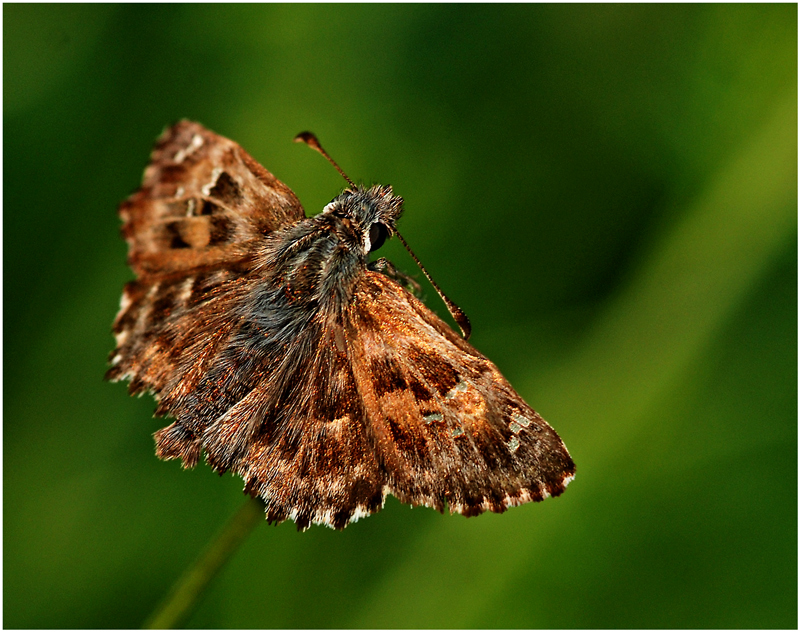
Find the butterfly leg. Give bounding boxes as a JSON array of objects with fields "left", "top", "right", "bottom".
[{"left": 368, "top": 257, "right": 423, "bottom": 297}]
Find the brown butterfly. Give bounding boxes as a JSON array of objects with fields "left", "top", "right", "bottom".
[{"left": 107, "top": 121, "right": 575, "bottom": 530}]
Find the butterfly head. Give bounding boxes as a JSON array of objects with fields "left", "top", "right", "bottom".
[
  {"left": 295, "top": 132, "right": 404, "bottom": 256},
  {"left": 322, "top": 184, "right": 404, "bottom": 255}
]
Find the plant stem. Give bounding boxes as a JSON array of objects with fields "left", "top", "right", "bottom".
[{"left": 143, "top": 496, "right": 265, "bottom": 629}]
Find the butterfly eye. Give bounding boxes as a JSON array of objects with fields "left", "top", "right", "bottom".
[{"left": 368, "top": 222, "right": 388, "bottom": 252}]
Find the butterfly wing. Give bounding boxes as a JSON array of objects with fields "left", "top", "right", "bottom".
[
  {"left": 181, "top": 314, "right": 389, "bottom": 531},
  {"left": 107, "top": 121, "right": 306, "bottom": 406},
  {"left": 345, "top": 271, "right": 575, "bottom": 516},
  {"left": 120, "top": 120, "right": 305, "bottom": 277},
  {"left": 153, "top": 269, "right": 575, "bottom": 530}
]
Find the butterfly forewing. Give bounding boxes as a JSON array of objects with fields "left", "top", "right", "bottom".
[{"left": 120, "top": 120, "right": 305, "bottom": 277}]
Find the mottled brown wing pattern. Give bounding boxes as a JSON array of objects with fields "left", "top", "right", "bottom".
[
  {"left": 346, "top": 272, "right": 575, "bottom": 516},
  {"left": 213, "top": 320, "right": 388, "bottom": 530},
  {"left": 109, "top": 122, "right": 574, "bottom": 531},
  {"left": 149, "top": 271, "right": 574, "bottom": 530},
  {"left": 152, "top": 305, "right": 390, "bottom": 530},
  {"left": 120, "top": 120, "right": 305, "bottom": 277},
  {"left": 109, "top": 270, "right": 257, "bottom": 443},
  {"left": 107, "top": 120, "right": 305, "bottom": 405}
]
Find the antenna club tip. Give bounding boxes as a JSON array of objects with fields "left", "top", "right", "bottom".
[
  {"left": 450, "top": 304, "right": 472, "bottom": 340},
  {"left": 294, "top": 132, "right": 356, "bottom": 188},
  {"left": 294, "top": 131, "right": 320, "bottom": 146},
  {"left": 459, "top": 315, "right": 472, "bottom": 340}
]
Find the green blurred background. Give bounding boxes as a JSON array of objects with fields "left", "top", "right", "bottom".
[{"left": 4, "top": 4, "right": 796, "bottom": 629}]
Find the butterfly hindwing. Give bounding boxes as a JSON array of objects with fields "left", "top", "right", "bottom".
[
  {"left": 159, "top": 313, "right": 389, "bottom": 531},
  {"left": 346, "top": 272, "right": 575, "bottom": 516}
]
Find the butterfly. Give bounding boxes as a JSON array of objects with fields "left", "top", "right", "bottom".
[{"left": 107, "top": 120, "right": 575, "bottom": 530}]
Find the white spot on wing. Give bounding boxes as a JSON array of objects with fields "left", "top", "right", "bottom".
[
  {"left": 507, "top": 436, "right": 520, "bottom": 452},
  {"left": 119, "top": 289, "right": 133, "bottom": 311},
  {"left": 316, "top": 509, "right": 334, "bottom": 527},
  {"left": 349, "top": 503, "right": 378, "bottom": 523},
  {"left": 173, "top": 134, "right": 204, "bottom": 163},
  {"left": 306, "top": 494, "right": 386, "bottom": 529},
  {"left": 512, "top": 413, "right": 532, "bottom": 427},
  {"left": 202, "top": 168, "right": 223, "bottom": 196},
  {"left": 501, "top": 488, "right": 533, "bottom": 508},
  {"left": 109, "top": 369, "right": 133, "bottom": 383},
  {"left": 178, "top": 277, "right": 194, "bottom": 304},
  {"left": 130, "top": 283, "right": 160, "bottom": 338},
  {"left": 445, "top": 380, "right": 469, "bottom": 399}
]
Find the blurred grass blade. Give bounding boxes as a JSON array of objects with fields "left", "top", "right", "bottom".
[
  {"left": 143, "top": 497, "right": 265, "bottom": 629},
  {"left": 551, "top": 89, "right": 797, "bottom": 431}
]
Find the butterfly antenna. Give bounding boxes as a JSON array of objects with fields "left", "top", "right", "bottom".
[
  {"left": 294, "top": 132, "right": 356, "bottom": 189},
  {"left": 394, "top": 230, "right": 472, "bottom": 340}
]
